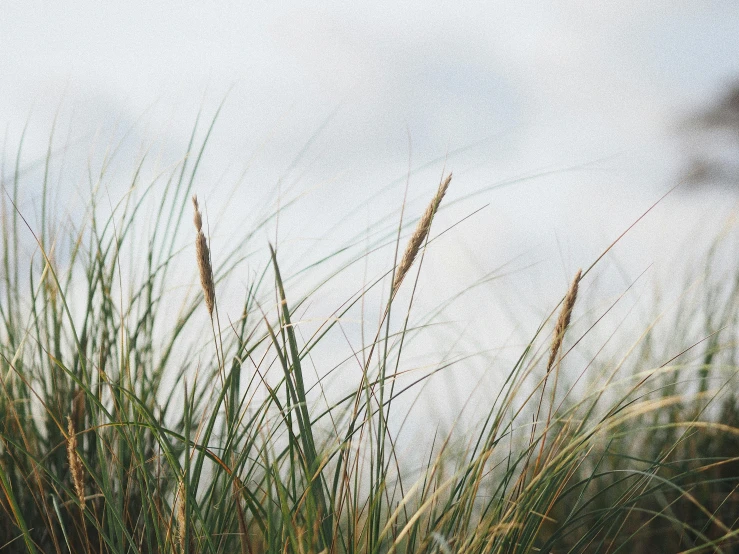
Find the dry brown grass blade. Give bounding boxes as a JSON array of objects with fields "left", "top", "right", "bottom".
[
  {"left": 392, "top": 173, "right": 452, "bottom": 295},
  {"left": 193, "top": 195, "right": 216, "bottom": 317}
]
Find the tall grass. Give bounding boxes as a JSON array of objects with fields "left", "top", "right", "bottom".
[{"left": 1, "top": 110, "right": 738, "bottom": 554}]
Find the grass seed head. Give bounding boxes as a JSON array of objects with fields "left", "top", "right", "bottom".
[
  {"left": 176, "top": 479, "right": 187, "bottom": 552},
  {"left": 392, "top": 173, "right": 452, "bottom": 294},
  {"left": 547, "top": 268, "right": 582, "bottom": 372},
  {"left": 193, "top": 195, "right": 216, "bottom": 317},
  {"left": 66, "top": 416, "right": 86, "bottom": 510}
]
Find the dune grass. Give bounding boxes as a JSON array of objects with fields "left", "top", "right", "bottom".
[{"left": 1, "top": 110, "right": 739, "bottom": 553}]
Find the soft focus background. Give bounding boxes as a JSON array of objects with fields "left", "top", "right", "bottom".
[{"left": 3, "top": 2, "right": 739, "bottom": 419}]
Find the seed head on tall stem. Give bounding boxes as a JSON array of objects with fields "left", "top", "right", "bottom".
[
  {"left": 193, "top": 195, "right": 216, "bottom": 317},
  {"left": 392, "top": 173, "right": 452, "bottom": 295},
  {"left": 176, "top": 479, "right": 187, "bottom": 553},
  {"left": 66, "top": 416, "right": 86, "bottom": 510},
  {"left": 547, "top": 268, "right": 582, "bottom": 373}
]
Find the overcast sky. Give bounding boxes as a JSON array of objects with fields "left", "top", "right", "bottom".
[{"left": 3, "top": 2, "right": 739, "bottom": 384}]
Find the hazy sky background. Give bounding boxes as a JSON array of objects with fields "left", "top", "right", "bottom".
[
  {"left": 3, "top": 2, "right": 739, "bottom": 421},
  {"left": 3, "top": 2, "right": 738, "bottom": 249}
]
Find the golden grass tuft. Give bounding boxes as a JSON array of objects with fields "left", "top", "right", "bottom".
[
  {"left": 392, "top": 173, "right": 452, "bottom": 295},
  {"left": 193, "top": 195, "right": 216, "bottom": 317},
  {"left": 66, "top": 416, "right": 86, "bottom": 510}
]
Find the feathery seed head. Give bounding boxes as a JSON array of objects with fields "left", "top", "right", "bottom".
[
  {"left": 392, "top": 173, "right": 452, "bottom": 294},
  {"left": 192, "top": 195, "right": 216, "bottom": 317},
  {"left": 176, "top": 479, "right": 187, "bottom": 552},
  {"left": 66, "top": 416, "right": 86, "bottom": 509},
  {"left": 547, "top": 269, "right": 582, "bottom": 372}
]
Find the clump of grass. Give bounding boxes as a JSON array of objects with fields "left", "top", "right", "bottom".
[{"left": 1, "top": 109, "right": 738, "bottom": 554}]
